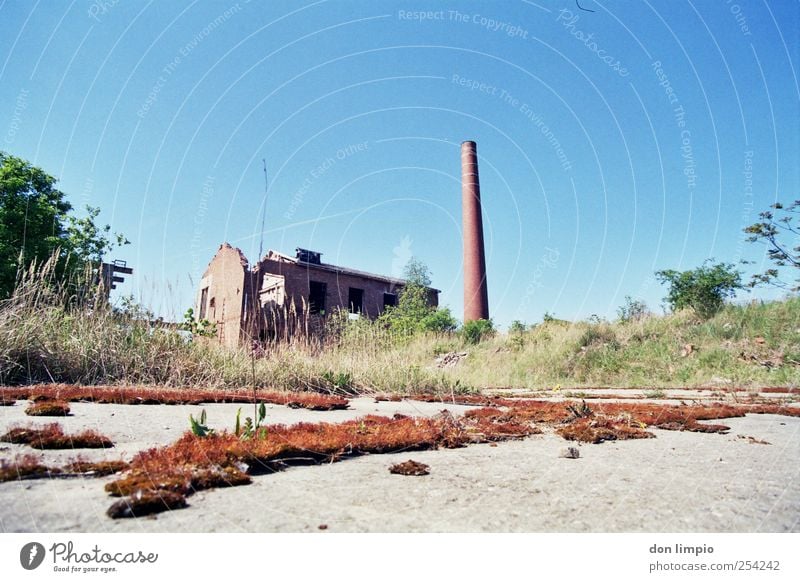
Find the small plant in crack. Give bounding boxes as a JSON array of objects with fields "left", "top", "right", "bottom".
[
  {"left": 234, "top": 403, "right": 268, "bottom": 440},
  {"left": 566, "top": 400, "right": 593, "bottom": 420},
  {"left": 188, "top": 409, "right": 214, "bottom": 437}
]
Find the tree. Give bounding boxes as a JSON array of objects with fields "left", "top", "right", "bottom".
[
  {"left": 0, "top": 152, "right": 127, "bottom": 298},
  {"left": 378, "top": 258, "right": 456, "bottom": 334},
  {"left": 655, "top": 260, "right": 743, "bottom": 319},
  {"left": 402, "top": 256, "right": 432, "bottom": 286},
  {"left": 744, "top": 200, "right": 800, "bottom": 291}
]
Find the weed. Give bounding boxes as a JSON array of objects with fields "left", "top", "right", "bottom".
[
  {"left": 235, "top": 403, "right": 267, "bottom": 440},
  {"left": 188, "top": 409, "right": 214, "bottom": 438},
  {"left": 566, "top": 400, "right": 593, "bottom": 419}
]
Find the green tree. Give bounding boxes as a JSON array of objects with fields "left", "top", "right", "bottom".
[
  {"left": 655, "top": 260, "right": 743, "bottom": 319},
  {"left": 744, "top": 200, "right": 800, "bottom": 291},
  {"left": 378, "top": 259, "right": 456, "bottom": 334},
  {"left": 402, "top": 256, "right": 432, "bottom": 287},
  {"left": 0, "top": 152, "right": 127, "bottom": 298}
]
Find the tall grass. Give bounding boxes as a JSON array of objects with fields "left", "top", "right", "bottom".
[
  {"left": 2, "top": 255, "right": 798, "bottom": 391},
  {"left": 0, "top": 256, "right": 460, "bottom": 392}
]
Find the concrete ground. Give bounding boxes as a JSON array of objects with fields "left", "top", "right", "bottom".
[{"left": 1, "top": 397, "right": 798, "bottom": 532}]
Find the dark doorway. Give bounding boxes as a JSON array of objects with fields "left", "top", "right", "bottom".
[
  {"left": 309, "top": 281, "right": 327, "bottom": 314},
  {"left": 348, "top": 287, "right": 364, "bottom": 313},
  {"left": 383, "top": 292, "right": 398, "bottom": 309}
]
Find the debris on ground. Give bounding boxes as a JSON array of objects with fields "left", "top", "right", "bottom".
[
  {"left": 560, "top": 447, "right": 580, "bottom": 459},
  {"left": 389, "top": 460, "right": 430, "bottom": 476},
  {"left": 106, "top": 490, "right": 187, "bottom": 519},
  {"left": 434, "top": 352, "right": 468, "bottom": 368}
]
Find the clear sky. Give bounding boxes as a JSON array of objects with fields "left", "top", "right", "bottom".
[{"left": 1, "top": 0, "right": 798, "bottom": 327}]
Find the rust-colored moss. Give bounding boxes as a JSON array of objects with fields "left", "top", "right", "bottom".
[
  {"left": 1, "top": 423, "right": 113, "bottom": 449},
  {"left": 107, "top": 490, "right": 187, "bottom": 519},
  {"left": 105, "top": 470, "right": 190, "bottom": 497},
  {"left": 25, "top": 400, "right": 70, "bottom": 416},
  {"left": 0, "top": 455, "right": 60, "bottom": 482},
  {"left": 103, "top": 409, "right": 538, "bottom": 515},
  {"left": 64, "top": 460, "right": 129, "bottom": 476},
  {"left": 0, "top": 384, "right": 349, "bottom": 410},
  {"left": 557, "top": 416, "right": 655, "bottom": 444}
]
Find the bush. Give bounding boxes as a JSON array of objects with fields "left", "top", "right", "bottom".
[
  {"left": 509, "top": 320, "right": 527, "bottom": 334},
  {"left": 377, "top": 259, "right": 455, "bottom": 336},
  {"left": 461, "top": 319, "right": 495, "bottom": 344},
  {"left": 617, "top": 296, "right": 649, "bottom": 323},
  {"left": 420, "top": 307, "right": 458, "bottom": 333},
  {"left": 656, "top": 261, "right": 743, "bottom": 319}
]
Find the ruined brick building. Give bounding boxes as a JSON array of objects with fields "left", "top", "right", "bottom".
[
  {"left": 196, "top": 244, "right": 439, "bottom": 347},
  {"left": 197, "top": 140, "right": 489, "bottom": 348}
]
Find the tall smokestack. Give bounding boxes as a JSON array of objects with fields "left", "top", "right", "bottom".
[{"left": 461, "top": 140, "right": 489, "bottom": 322}]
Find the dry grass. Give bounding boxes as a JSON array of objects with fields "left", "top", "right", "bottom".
[
  {"left": 24, "top": 400, "right": 70, "bottom": 416},
  {"left": 0, "top": 384, "right": 349, "bottom": 410},
  {"left": 1, "top": 423, "right": 113, "bottom": 449}
]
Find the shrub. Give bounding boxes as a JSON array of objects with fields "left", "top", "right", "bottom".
[
  {"left": 461, "top": 319, "right": 495, "bottom": 344},
  {"left": 656, "top": 260, "right": 743, "bottom": 319}
]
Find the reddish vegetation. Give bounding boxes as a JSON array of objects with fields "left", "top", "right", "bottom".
[
  {"left": 25, "top": 400, "right": 71, "bottom": 416},
  {"left": 94, "top": 397, "right": 800, "bottom": 517},
  {"left": 106, "top": 465, "right": 251, "bottom": 497},
  {"left": 0, "top": 454, "right": 60, "bottom": 482},
  {"left": 1, "top": 423, "right": 113, "bottom": 449},
  {"left": 465, "top": 400, "right": 800, "bottom": 443},
  {"left": 0, "top": 384, "right": 349, "bottom": 411},
  {"left": 104, "top": 410, "right": 537, "bottom": 515},
  {"left": 64, "top": 460, "right": 129, "bottom": 476},
  {"left": 107, "top": 490, "right": 187, "bottom": 519},
  {"left": 558, "top": 417, "right": 655, "bottom": 444},
  {"left": 389, "top": 460, "right": 430, "bottom": 476}
]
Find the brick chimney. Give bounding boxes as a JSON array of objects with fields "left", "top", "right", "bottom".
[{"left": 461, "top": 140, "right": 489, "bottom": 322}]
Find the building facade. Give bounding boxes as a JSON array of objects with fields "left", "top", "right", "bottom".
[{"left": 196, "top": 243, "right": 439, "bottom": 348}]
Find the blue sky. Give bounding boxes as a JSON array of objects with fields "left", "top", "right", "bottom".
[{"left": 1, "top": 0, "right": 798, "bottom": 327}]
